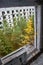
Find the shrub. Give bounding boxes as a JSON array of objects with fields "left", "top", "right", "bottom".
[{"left": 0, "top": 15, "right": 34, "bottom": 57}]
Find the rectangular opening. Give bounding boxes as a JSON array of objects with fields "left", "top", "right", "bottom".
[{"left": 0, "top": 6, "right": 37, "bottom": 58}]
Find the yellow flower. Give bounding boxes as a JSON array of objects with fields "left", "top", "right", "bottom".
[
  {"left": 24, "top": 17, "right": 34, "bottom": 34},
  {"left": 24, "top": 35, "right": 29, "bottom": 39},
  {"left": 27, "top": 19, "right": 33, "bottom": 26}
]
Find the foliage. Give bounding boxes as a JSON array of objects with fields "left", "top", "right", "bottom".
[
  {"left": 0, "top": 15, "right": 34, "bottom": 57},
  {"left": 24, "top": 16, "right": 34, "bottom": 44}
]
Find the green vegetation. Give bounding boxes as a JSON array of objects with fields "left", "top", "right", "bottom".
[{"left": 0, "top": 16, "right": 34, "bottom": 57}]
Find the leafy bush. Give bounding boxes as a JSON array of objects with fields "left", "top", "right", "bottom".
[{"left": 0, "top": 16, "right": 34, "bottom": 57}]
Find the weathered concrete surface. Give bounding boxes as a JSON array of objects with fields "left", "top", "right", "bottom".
[{"left": 30, "top": 53, "right": 43, "bottom": 65}]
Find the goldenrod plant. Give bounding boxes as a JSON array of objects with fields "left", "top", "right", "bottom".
[
  {"left": 0, "top": 15, "right": 34, "bottom": 57},
  {"left": 24, "top": 16, "right": 34, "bottom": 45}
]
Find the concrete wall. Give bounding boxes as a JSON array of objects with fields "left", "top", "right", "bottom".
[
  {"left": 0, "top": 0, "right": 35, "bottom": 8},
  {"left": 40, "top": 5, "right": 43, "bottom": 51}
]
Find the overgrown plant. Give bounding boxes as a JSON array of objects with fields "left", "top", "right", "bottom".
[
  {"left": 0, "top": 15, "right": 34, "bottom": 57},
  {"left": 0, "top": 20, "right": 13, "bottom": 57}
]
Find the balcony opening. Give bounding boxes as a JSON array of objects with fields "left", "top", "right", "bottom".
[{"left": 0, "top": 6, "right": 40, "bottom": 58}]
